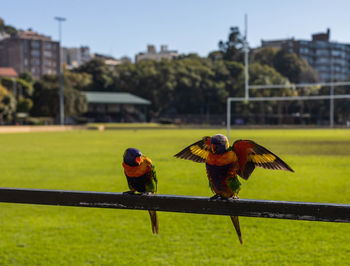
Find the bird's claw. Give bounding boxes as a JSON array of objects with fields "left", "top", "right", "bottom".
[
  {"left": 141, "top": 192, "right": 153, "bottom": 196},
  {"left": 210, "top": 195, "right": 223, "bottom": 201},
  {"left": 228, "top": 195, "right": 240, "bottom": 201}
]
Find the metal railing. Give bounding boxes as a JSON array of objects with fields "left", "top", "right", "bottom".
[{"left": 0, "top": 188, "right": 349, "bottom": 223}]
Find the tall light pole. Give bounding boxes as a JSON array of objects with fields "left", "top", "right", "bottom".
[
  {"left": 244, "top": 14, "right": 249, "bottom": 101},
  {"left": 54, "top": 16, "right": 66, "bottom": 125},
  {"left": 330, "top": 49, "right": 334, "bottom": 128}
]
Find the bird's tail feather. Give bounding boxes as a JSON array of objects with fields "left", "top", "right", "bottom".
[
  {"left": 148, "top": 210, "right": 159, "bottom": 234},
  {"left": 230, "top": 216, "right": 243, "bottom": 244}
]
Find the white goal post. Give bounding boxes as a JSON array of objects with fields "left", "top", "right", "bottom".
[{"left": 226, "top": 81, "right": 350, "bottom": 139}]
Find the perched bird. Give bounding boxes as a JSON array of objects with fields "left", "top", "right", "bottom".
[
  {"left": 122, "top": 148, "right": 158, "bottom": 234},
  {"left": 174, "top": 134, "right": 294, "bottom": 244}
]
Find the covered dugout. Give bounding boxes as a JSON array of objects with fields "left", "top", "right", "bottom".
[{"left": 84, "top": 92, "right": 151, "bottom": 122}]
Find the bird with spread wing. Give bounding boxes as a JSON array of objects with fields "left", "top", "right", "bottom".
[
  {"left": 122, "top": 148, "right": 159, "bottom": 234},
  {"left": 174, "top": 134, "right": 294, "bottom": 244}
]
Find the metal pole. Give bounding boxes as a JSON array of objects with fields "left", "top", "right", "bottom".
[
  {"left": 227, "top": 99, "right": 231, "bottom": 139},
  {"left": 12, "top": 79, "right": 17, "bottom": 124},
  {"left": 249, "top": 81, "right": 350, "bottom": 90},
  {"left": 330, "top": 52, "right": 334, "bottom": 128},
  {"left": 54, "top": 17, "right": 66, "bottom": 125},
  {"left": 244, "top": 14, "right": 249, "bottom": 101}
]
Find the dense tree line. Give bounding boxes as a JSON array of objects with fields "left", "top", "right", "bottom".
[{"left": 1, "top": 25, "right": 349, "bottom": 125}]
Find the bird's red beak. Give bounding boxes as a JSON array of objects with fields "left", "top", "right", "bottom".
[
  {"left": 211, "top": 144, "right": 217, "bottom": 153},
  {"left": 135, "top": 156, "right": 142, "bottom": 165}
]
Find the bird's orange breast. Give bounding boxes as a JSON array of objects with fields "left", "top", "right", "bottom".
[{"left": 122, "top": 156, "right": 152, "bottom": 177}]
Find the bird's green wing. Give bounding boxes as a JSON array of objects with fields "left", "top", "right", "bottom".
[
  {"left": 233, "top": 140, "right": 294, "bottom": 180},
  {"left": 143, "top": 157, "right": 157, "bottom": 193},
  {"left": 174, "top": 136, "right": 211, "bottom": 163}
]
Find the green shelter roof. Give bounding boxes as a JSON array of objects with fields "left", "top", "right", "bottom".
[{"left": 84, "top": 92, "right": 151, "bottom": 105}]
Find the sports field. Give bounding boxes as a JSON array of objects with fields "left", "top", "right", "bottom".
[{"left": 0, "top": 128, "right": 349, "bottom": 265}]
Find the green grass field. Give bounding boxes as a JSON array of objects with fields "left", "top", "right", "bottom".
[{"left": 0, "top": 129, "right": 350, "bottom": 265}]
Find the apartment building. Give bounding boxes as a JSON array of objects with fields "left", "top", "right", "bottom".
[
  {"left": 0, "top": 29, "right": 60, "bottom": 79},
  {"left": 135, "top": 45, "right": 178, "bottom": 63},
  {"left": 261, "top": 29, "right": 350, "bottom": 81},
  {"left": 62, "top": 46, "right": 91, "bottom": 69}
]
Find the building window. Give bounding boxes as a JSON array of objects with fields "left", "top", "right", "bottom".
[
  {"left": 32, "top": 58, "right": 41, "bottom": 66},
  {"left": 300, "top": 48, "right": 309, "bottom": 54},
  {"left": 44, "top": 60, "right": 51, "bottom": 66},
  {"left": 24, "top": 40, "right": 30, "bottom": 54},
  {"left": 44, "top": 42, "right": 52, "bottom": 49},
  {"left": 315, "top": 57, "right": 329, "bottom": 64},
  {"left": 31, "top": 67, "right": 40, "bottom": 74},
  {"left": 31, "top": 50, "right": 40, "bottom": 57},
  {"left": 316, "top": 49, "right": 329, "bottom": 56},
  {"left": 315, "top": 41, "right": 328, "bottom": 48},
  {"left": 44, "top": 50, "right": 52, "bottom": 58},
  {"left": 31, "top": 40, "right": 40, "bottom": 48}
]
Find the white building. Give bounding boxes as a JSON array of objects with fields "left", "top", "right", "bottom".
[
  {"left": 135, "top": 45, "right": 178, "bottom": 63},
  {"left": 62, "top": 46, "right": 91, "bottom": 69}
]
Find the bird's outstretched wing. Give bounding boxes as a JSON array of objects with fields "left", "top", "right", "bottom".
[
  {"left": 174, "top": 136, "right": 211, "bottom": 163},
  {"left": 232, "top": 140, "right": 294, "bottom": 180}
]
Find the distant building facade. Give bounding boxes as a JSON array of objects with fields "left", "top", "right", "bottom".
[
  {"left": 0, "top": 29, "right": 60, "bottom": 79},
  {"left": 261, "top": 29, "right": 350, "bottom": 81},
  {"left": 62, "top": 46, "right": 91, "bottom": 69},
  {"left": 91, "top": 53, "right": 123, "bottom": 68},
  {"left": 84, "top": 92, "right": 151, "bottom": 122},
  {"left": 135, "top": 45, "right": 178, "bottom": 63}
]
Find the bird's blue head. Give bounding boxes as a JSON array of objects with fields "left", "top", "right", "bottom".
[
  {"left": 123, "top": 148, "right": 142, "bottom": 166},
  {"left": 210, "top": 134, "right": 229, "bottom": 154}
]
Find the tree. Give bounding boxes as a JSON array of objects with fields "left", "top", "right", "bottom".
[
  {"left": 208, "top": 51, "right": 224, "bottom": 61},
  {"left": 273, "top": 50, "right": 318, "bottom": 83},
  {"left": 74, "top": 58, "right": 114, "bottom": 91},
  {"left": 17, "top": 96, "right": 33, "bottom": 113},
  {"left": 31, "top": 74, "right": 87, "bottom": 118},
  {"left": 0, "top": 22, "right": 17, "bottom": 35},
  {"left": 16, "top": 78, "right": 34, "bottom": 98},
  {"left": 63, "top": 68, "right": 92, "bottom": 91},
  {"left": 218, "top": 27, "right": 245, "bottom": 62},
  {"left": 0, "top": 84, "right": 16, "bottom": 123},
  {"left": 19, "top": 72, "right": 34, "bottom": 84},
  {"left": 247, "top": 63, "right": 294, "bottom": 124},
  {"left": 252, "top": 47, "right": 279, "bottom": 67}
]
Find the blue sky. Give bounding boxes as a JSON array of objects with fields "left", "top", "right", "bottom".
[{"left": 2, "top": 0, "right": 350, "bottom": 59}]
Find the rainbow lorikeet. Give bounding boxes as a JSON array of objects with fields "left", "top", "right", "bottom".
[
  {"left": 122, "top": 148, "right": 159, "bottom": 234},
  {"left": 174, "top": 134, "right": 294, "bottom": 244}
]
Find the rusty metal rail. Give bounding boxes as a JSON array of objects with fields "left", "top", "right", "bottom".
[{"left": 0, "top": 187, "right": 349, "bottom": 223}]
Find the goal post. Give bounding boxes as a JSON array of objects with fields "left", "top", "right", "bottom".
[{"left": 226, "top": 81, "right": 350, "bottom": 139}]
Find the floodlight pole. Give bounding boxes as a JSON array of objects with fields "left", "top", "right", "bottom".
[
  {"left": 227, "top": 99, "right": 231, "bottom": 139},
  {"left": 244, "top": 14, "right": 249, "bottom": 101},
  {"left": 330, "top": 54, "right": 334, "bottom": 128},
  {"left": 227, "top": 14, "right": 249, "bottom": 140},
  {"left": 54, "top": 16, "right": 66, "bottom": 125}
]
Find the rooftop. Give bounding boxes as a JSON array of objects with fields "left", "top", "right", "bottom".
[
  {"left": 0, "top": 67, "right": 18, "bottom": 78},
  {"left": 84, "top": 92, "right": 151, "bottom": 105},
  {"left": 17, "top": 29, "right": 52, "bottom": 41}
]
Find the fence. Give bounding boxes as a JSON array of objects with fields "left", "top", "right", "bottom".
[{"left": 0, "top": 188, "right": 349, "bottom": 223}]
